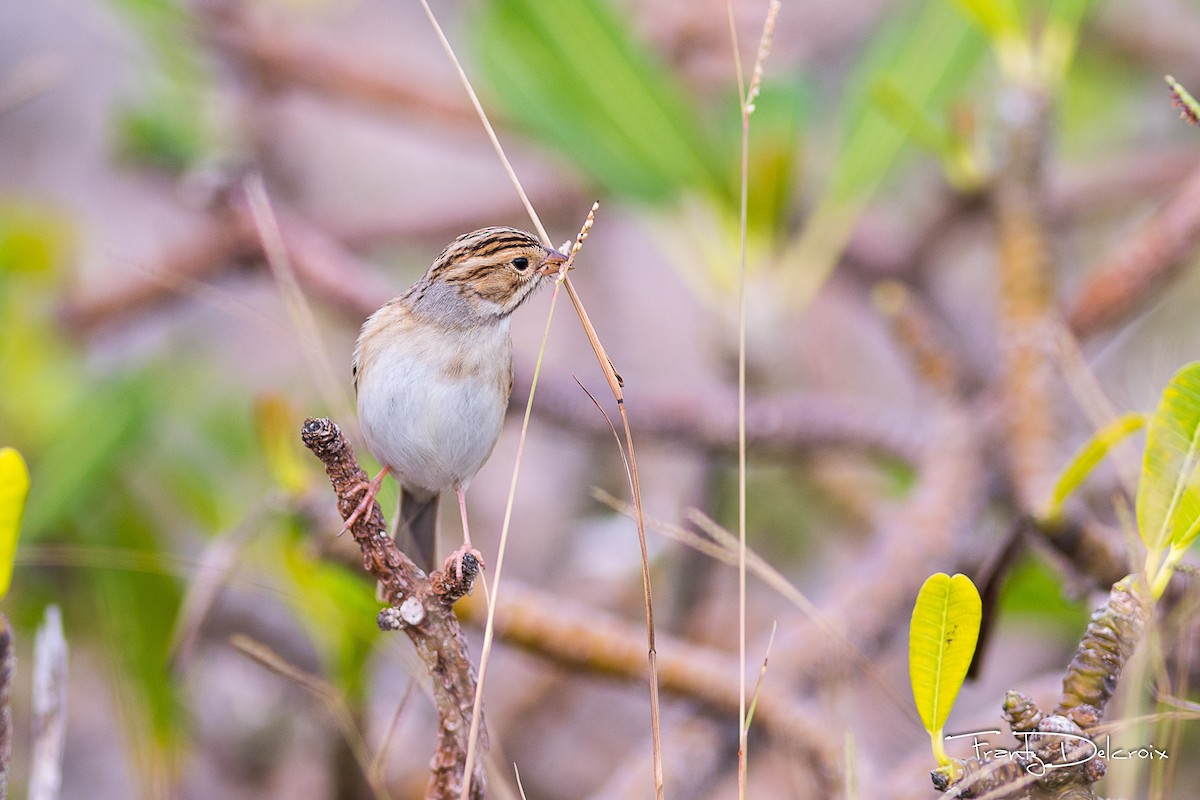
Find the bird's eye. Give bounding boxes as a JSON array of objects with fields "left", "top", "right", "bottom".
[{"left": 512, "top": 257, "right": 529, "bottom": 271}]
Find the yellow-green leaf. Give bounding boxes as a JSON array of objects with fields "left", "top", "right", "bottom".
[
  {"left": 1043, "top": 412, "right": 1147, "bottom": 523},
  {"left": 1136, "top": 362, "right": 1200, "bottom": 554},
  {"left": 0, "top": 448, "right": 31, "bottom": 599},
  {"left": 909, "top": 572, "right": 981, "bottom": 765},
  {"left": 254, "top": 394, "right": 311, "bottom": 498}
]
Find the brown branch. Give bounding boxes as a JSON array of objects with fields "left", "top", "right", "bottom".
[
  {"left": 198, "top": 2, "right": 479, "bottom": 127},
  {"left": 300, "top": 417, "right": 484, "bottom": 800},
  {"left": 994, "top": 87, "right": 1061, "bottom": 514},
  {"left": 1067, "top": 161, "right": 1200, "bottom": 339},
  {"left": 60, "top": 209, "right": 259, "bottom": 334},
  {"left": 61, "top": 196, "right": 392, "bottom": 336},
  {"left": 453, "top": 581, "right": 841, "bottom": 794},
  {"left": 768, "top": 277, "right": 984, "bottom": 678},
  {"left": 516, "top": 372, "right": 927, "bottom": 463}
]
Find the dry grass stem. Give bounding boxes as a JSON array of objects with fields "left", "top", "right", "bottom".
[
  {"left": 231, "top": 634, "right": 389, "bottom": 800},
  {"left": 746, "top": 1, "right": 781, "bottom": 114},
  {"left": 167, "top": 497, "right": 278, "bottom": 668},
  {"left": 412, "top": 1, "right": 663, "bottom": 793},
  {"left": 414, "top": 0, "right": 550, "bottom": 247},
  {"left": 595, "top": 490, "right": 920, "bottom": 722},
  {"left": 243, "top": 174, "right": 353, "bottom": 421},
  {"left": 743, "top": 621, "right": 777, "bottom": 734},
  {"left": 732, "top": 4, "right": 780, "bottom": 797},
  {"left": 457, "top": 204, "right": 600, "bottom": 800}
]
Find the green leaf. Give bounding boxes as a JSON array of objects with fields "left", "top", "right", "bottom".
[
  {"left": 1043, "top": 412, "right": 1147, "bottom": 522},
  {"left": 948, "top": 0, "right": 1024, "bottom": 41},
  {"left": 19, "top": 373, "right": 156, "bottom": 541},
  {"left": 473, "top": 0, "right": 726, "bottom": 203},
  {"left": 279, "top": 524, "right": 379, "bottom": 703},
  {"left": 0, "top": 448, "right": 30, "bottom": 599},
  {"left": 785, "top": 0, "right": 986, "bottom": 304},
  {"left": 1040, "top": 0, "right": 1092, "bottom": 86},
  {"left": 1136, "top": 362, "right": 1200, "bottom": 554},
  {"left": 0, "top": 203, "right": 73, "bottom": 277},
  {"left": 88, "top": 489, "right": 186, "bottom": 762},
  {"left": 909, "top": 572, "right": 981, "bottom": 765},
  {"left": 254, "top": 394, "right": 312, "bottom": 498}
]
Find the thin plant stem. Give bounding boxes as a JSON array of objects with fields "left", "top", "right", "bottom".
[
  {"left": 729, "top": 4, "right": 780, "bottom": 797},
  {"left": 231, "top": 635, "right": 390, "bottom": 800},
  {"left": 459, "top": 277, "right": 563, "bottom": 800},
  {"left": 415, "top": 0, "right": 550, "bottom": 247},
  {"left": 459, "top": 207, "right": 596, "bottom": 800},
  {"left": 725, "top": 1, "right": 749, "bottom": 792}
]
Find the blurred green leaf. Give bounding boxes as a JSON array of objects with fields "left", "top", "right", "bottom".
[
  {"left": 474, "top": 0, "right": 727, "bottom": 202},
  {"left": 107, "top": 0, "right": 211, "bottom": 171},
  {"left": 1043, "top": 412, "right": 1147, "bottom": 523},
  {"left": 1040, "top": 0, "right": 1091, "bottom": 86},
  {"left": 20, "top": 373, "right": 157, "bottom": 541},
  {"left": 0, "top": 448, "right": 30, "bottom": 599},
  {"left": 255, "top": 394, "right": 313, "bottom": 498},
  {"left": 1137, "top": 361, "right": 1200, "bottom": 556},
  {"left": 997, "top": 553, "right": 1089, "bottom": 633},
  {"left": 948, "top": 0, "right": 1024, "bottom": 41},
  {"left": 279, "top": 523, "right": 379, "bottom": 703},
  {"left": 0, "top": 202, "right": 73, "bottom": 277},
  {"left": 90, "top": 491, "right": 185, "bottom": 763},
  {"left": 116, "top": 97, "right": 208, "bottom": 172},
  {"left": 832, "top": 2, "right": 985, "bottom": 203},
  {"left": 785, "top": 0, "right": 986, "bottom": 303}
]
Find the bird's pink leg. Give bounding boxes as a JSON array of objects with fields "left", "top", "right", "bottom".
[
  {"left": 338, "top": 466, "right": 389, "bottom": 535},
  {"left": 448, "top": 485, "right": 485, "bottom": 581}
]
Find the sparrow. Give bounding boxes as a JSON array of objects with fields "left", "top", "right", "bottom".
[{"left": 346, "top": 227, "right": 566, "bottom": 576}]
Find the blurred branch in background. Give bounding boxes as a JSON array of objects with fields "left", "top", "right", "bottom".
[{"left": 7, "top": 0, "right": 1200, "bottom": 796}]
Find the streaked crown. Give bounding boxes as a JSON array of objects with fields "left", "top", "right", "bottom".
[{"left": 424, "top": 226, "right": 564, "bottom": 317}]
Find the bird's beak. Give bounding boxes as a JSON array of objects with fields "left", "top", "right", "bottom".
[{"left": 537, "top": 247, "right": 569, "bottom": 276}]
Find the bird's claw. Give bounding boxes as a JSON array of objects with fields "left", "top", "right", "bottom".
[
  {"left": 447, "top": 544, "right": 485, "bottom": 583},
  {"left": 339, "top": 479, "right": 378, "bottom": 536}
]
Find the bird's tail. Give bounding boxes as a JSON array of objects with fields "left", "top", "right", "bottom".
[{"left": 398, "top": 487, "right": 439, "bottom": 570}]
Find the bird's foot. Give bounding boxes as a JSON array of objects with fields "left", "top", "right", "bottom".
[
  {"left": 446, "top": 543, "right": 485, "bottom": 584},
  {"left": 338, "top": 470, "right": 386, "bottom": 536}
]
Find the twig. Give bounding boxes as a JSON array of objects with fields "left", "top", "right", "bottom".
[
  {"left": 0, "top": 615, "right": 12, "bottom": 800},
  {"left": 515, "top": 375, "right": 927, "bottom": 462},
  {"left": 200, "top": 3, "right": 478, "bottom": 127},
  {"left": 300, "top": 417, "right": 484, "bottom": 800},
  {"left": 231, "top": 635, "right": 388, "bottom": 800},
  {"left": 29, "top": 606, "right": 67, "bottom": 800},
  {"left": 993, "top": 85, "right": 1060, "bottom": 513},
  {"left": 243, "top": 175, "right": 353, "bottom": 421},
  {"left": 64, "top": 192, "right": 393, "bottom": 336},
  {"left": 452, "top": 582, "right": 840, "bottom": 791},
  {"left": 1067, "top": 162, "right": 1200, "bottom": 338}
]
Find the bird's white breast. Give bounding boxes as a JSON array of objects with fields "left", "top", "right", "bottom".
[{"left": 356, "top": 317, "right": 512, "bottom": 495}]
